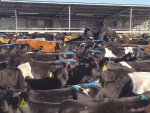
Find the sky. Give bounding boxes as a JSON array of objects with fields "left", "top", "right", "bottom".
[{"left": 39, "top": 0, "right": 150, "bottom": 5}]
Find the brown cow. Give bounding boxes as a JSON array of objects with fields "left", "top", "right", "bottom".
[
  {"left": 122, "top": 34, "right": 139, "bottom": 38},
  {"left": 0, "top": 37, "right": 10, "bottom": 43},
  {"left": 64, "top": 36, "right": 78, "bottom": 41},
  {"left": 15, "top": 39, "right": 61, "bottom": 52}
]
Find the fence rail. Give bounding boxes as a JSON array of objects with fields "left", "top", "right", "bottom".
[
  {"left": 0, "top": 27, "right": 150, "bottom": 34},
  {"left": 0, "top": 29, "right": 150, "bottom": 34}
]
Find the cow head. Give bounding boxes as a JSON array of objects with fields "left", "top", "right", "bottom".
[
  {"left": 0, "top": 62, "right": 7, "bottom": 71},
  {"left": 83, "top": 28, "right": 93, "bottom": 39},
  {"left": 19, "top": 43, "right": 31, "bottom": 54},
  {"left": 38, "top": 46, "right": 43, "bottom": 52},
  {"left": 73, "top": 43, "right": 86, "bottom": 53},
  {"left": 0, "top": 68, "right": 27, "bottom": 90},
  {"left": 0, "top": 86, "right": 30, "bottom": 113},
  {"left": 54, "top": 67, "right": 69, "bottom": 88},
  {"left": 32, "top": 46, "right": 43, "bottom": 52},
  {"left": 98, "top": 57, "right": 109, "bottom": 71},
  {"left": 82, "top": 57, "right": 109, "bottom": 82},
  {"left": 122, "top": 52, "right": 137, "bottom": 62},
  {"left": 85, "top": 57, "right": 109, "bottom": 83},
  {"left": 85, "top": 50, "right": 103, "bottom": 61},
  {"left": 80, "top": 59, "right": 102, "bottom": 83},
  {"left": 55, "top": 41, "right": 61, "bottom": 51}
]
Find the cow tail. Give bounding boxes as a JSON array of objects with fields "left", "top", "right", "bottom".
[
  {"left": 26, "top": 43, "right": 31, "bottom": 52},
  {"left": 18, "top": 44, "right": 21, "bottom": 54}
]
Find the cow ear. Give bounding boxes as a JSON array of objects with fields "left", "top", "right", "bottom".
[
  {"left": 39, "top": 46, "right": 43, "bottom": 49},
  {"left": 8, "top": 88, "right": 17, "bottom": 97},
  {"left": 94, "top": 76, "right": 102, "bottom": 83},
  {"left": 17, "top": 86, "right": 30, "bottom": 107},
  {"left": 0, "top": 62, "right": 7, "bottom": 70},
  {"left": 99, "top": 57, "right": 109, "bottom": 71},
  {"left": 100, "top": 79, "right": 106, "bottom": 87},
  {"left": 18, "top": 92, "right": 29, "bottom": 108},
  {"left": 18, "top": 85, "right": 31, "bottom": 94}
]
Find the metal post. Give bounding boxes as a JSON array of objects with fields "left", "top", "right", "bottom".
[
  {"left": 60, "top": 13, "right": 61, "bottom": 29},
  {"left": 15, "top": 10, "right": 17, "bottom": 31},
  {"left": 69, "top": 5, "right": 70, "bottom": 31},
  {"left": 149, "top": 12, "right": 150, "bottom": 31},
  {"left": 130, "top": 8, "right": 132, "bottom": 34},
  {"left": 60, "top": 13, "right": 61, "bottom": 20}
]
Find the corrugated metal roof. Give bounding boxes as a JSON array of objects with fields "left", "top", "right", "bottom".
[
  {"left": 0, "top": 0, "right": 150, "bottom": 20},
  {"left": 1, "top": 0, "right": 150, "bottom": 7}
]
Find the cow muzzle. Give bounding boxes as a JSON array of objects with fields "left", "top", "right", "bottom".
[{"left": 89, "top": 37, "right": 94, "bottom": 39}]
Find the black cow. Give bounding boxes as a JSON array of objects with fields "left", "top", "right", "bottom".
[
  {"left": 32, "top": 46, "right": 43, "bottom": 52},
  {"left": 0, "top": 43, "right": 19, "bottom": 54},
  {"left": 0, "top": 86, "right": 150, "bottom": 113},
  {"left": 58, "top": 41, "right": 95, "bottom": 52},
  {"left": 93, "top": 46, "right": 144, "bottom": 58},
  {"left": 100, "top": 67, "right": 134, "bottom": 81},
  {"left": 16, "top": 60, "right": 71, "bottom": 79},
  {"left": 117, "top": 39, "right": 149, "bottom": 45},
  {"left": 84, "top": 27, "right": 120, "bottom": 41},
  {"left": 27, "top": 82, "right": 102, "bottom": 102},
  {"left": 0, "top": 67, "right": 27, "bottom": 90},
  {"left": 3, "top": 52, "right": 75, "bottom": 67},
  {"left": 25, "top": 67, "right": 69, "bottom": 90},
  {"left": 0, "top": 83, "right": 103, "bottom": 103},
  {"left": 107, "top": 60, "right": 150, "bottom": 72},
  {"left": 0, "top": 66, "right": 69, "bottom": 90},
  {"left": 110, "top": 52, "right": 137, "bottom": 63},
  {"left": 97, "top": 59, "right": 150, "bottom": 82},
  {"left": 30, "top": 33, "right": 54, "bottom": 41},
  {"left": 85, "top": 50, "right": 104, "bottom": 60},
  {"left": 18, "top": 43, "right": 31, "bottom": 54},
  {"left": 67, "top": 57, "right": 109, "bottom": 85},
  {"left": 15, "top": 59, "right": 78, "bottom": 79},
  {"left": 0, "top": 54, "right": 14, "bottom": 61},
  {"left": 97, "top": 64, "right": 150, "bottom": 99}
]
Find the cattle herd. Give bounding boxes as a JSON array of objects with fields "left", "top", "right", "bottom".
[{"left": 1, "top": 27, "right": 150, "bottom": 113}]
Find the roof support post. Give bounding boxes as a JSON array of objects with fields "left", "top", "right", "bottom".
[
  {"left": 149, "top": 12, "right": 150, "bottom": 31},
  {"left": 130, "top": 7, "right": 132, "bottom": 34},
  {"left": 69, "top": 5, "right": 71, "bottom": 31},
  {"left": 15, "top": 10, "right": 17, "bottom": 31}
]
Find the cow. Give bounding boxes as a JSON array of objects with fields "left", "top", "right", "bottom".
[
  {"left": 15, "top": 39, "right": 61, "bottom": 52},
  {"left": 93, "top": 46, "right": 144, "bottom": 58},
  {"left": 110, "top": 52, "right": 137, "bottom": 63},
  {"left": 30, "top": 33, "right": 54, "bottom": 41},
  {"left": 16, "top": 60, "right": 76, "bottom": 79},
  {"left": 4, "top": 52, "right": 75, "bottom": 67},
  {"left": 107, "top": 60, "right": 150, "bottom": 72},
  {"left": 25, "top": 67, "right": 69, "bottom": 90},
  {"left": 0, "top": 43, "right": 20, "bottom": 54},
  {"left": 117, "top": 39, "right": 149, "bottom": 45},
  {"left": 85, "top": 50, "right": 104, "bottom": 60},
  {"left": 84, "top": 27, "right": 120, "bottom": 41},
  {"left": 0, "top": 83, "right": 103, "bottom": 104},
  {"left": 27, "top": 82, "right": 102, "bottom": 102},
  {"left": 67, "top": 57, "right": 109, "bottom": 85},
  {"left": 0, "top": 38, "right": 10, "bottom": 43},
  {"left": 0, "top": 54, "right": 13, "bottom": 61},
  {"left": 18, "top": 43, "right": 31, "bottom": 54},
  {"left": 0, "top": 86, "right": 150, "bottom": 113},
  {"left": 97, "top": 59, "right": 150, "bottom": 82},
  {"left": 100, "top": 71, "right": 150, "bottom": 99},
  {"left": 0, "top": 67, "right": 27, "bottom": 90},
  {"left": 0, "top": 66, "right": 69, "bottom": 90},
  {"left": 32, "top": 46, "right": 43, "bottom": 52},
  {"left": 58, "top": 41, "right": 95, "bottom": 52}
]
